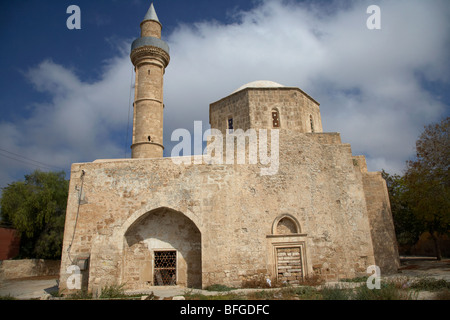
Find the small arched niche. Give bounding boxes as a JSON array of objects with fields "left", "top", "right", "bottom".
[{"left": 272, "top": 214, "right": 301, "bottom": 235}]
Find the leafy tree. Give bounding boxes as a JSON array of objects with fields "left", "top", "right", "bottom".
[
  {"left": 0, "top": 170, "right": 69, "bottom": 259},
  {"left": 404, "top": 117, "right": 450, "bottom": 260},
  {"left": 381, "top": 170, "right": 423, "bottom": 250}
]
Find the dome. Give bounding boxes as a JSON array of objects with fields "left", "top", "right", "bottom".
[{"left": 232, "top": 80, "right": 285, "bottom": 94}]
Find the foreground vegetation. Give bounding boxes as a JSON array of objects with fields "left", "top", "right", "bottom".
[
  {"left": 3, "top": 276, "right": 448, "bottom": 300},
  {"left": 184, "top": 277, "right": 450, "bottom": 300}
]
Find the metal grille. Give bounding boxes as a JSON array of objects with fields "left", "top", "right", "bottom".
[
  {"left": 154, "top": 251, "right": 177, "bottom": 286},
  {"left": 228, "top": 118, "right": 234, "bottom": 133},
  {"left": 272, "top": 111, "right": 280, "bottom": 127}
]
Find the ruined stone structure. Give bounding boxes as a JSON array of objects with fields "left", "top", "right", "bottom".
[{"left": 59, "top": 3, "right": 400, "bottom": 293}]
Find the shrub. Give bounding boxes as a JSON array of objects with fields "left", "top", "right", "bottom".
[
  {"left": 300, "top": 275, "right": 325, "bottom": 287},
  {"left": 241, "top": 274, "right": 273, "bottom": 288},
  {"left": 99, "top": 283, "right": 127, "bottom": 299}
]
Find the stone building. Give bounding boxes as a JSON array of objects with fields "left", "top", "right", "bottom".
[{"left": 59, "top": 3, "right": 399, "bottom": 293}]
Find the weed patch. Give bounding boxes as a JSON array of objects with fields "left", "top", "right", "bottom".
[
  {"left": 321, "top": 285, "right": 353, "bottom": 300},
  {"left": 353, "top": 282, "right": 415, "bottom": 300},
  {"left": 434, "top": 289, "right": 450, "bottom": 300},
  {"left": 99, "top": 283, "right": 127, "bottom": 299},
  {"left": 340, "top": 276, "right": 369, "bottom": 283},
  {"left": 65, "top": 290, "right": 93, "bottom": 300},
  {"left": 409, "top": 278, "right": 450, "bottom": 291},
  {"left": 205, "top": 284, "right": 236, "bottom": 292}
]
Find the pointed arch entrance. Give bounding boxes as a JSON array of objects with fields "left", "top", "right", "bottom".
[{"left": 123, "top": 207, "right": 201, "bottom": 289}]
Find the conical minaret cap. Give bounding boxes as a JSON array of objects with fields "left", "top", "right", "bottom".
[
  {"left": 143, "top": 3, "right": 159, "bottom": 23},
  {"left": 131, "top": 1, "right": 170, "bottom": 66}
]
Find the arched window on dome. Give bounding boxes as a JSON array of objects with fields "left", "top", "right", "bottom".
[{"left": 272, "top": 109, "right": 280, "bottom": 128}]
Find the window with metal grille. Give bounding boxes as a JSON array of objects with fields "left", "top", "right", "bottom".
[
  {"left": 228, "top": 118, "right": 234, "bottom": 133},
  {"left": 154, "top": 251, "right": 177, "bottom": 286},
  {"left": 310, "top": 115, "right": 314, "bottom": 133},
  {"left": 272, "top": 110, "right": 280, "bottom": 128}
]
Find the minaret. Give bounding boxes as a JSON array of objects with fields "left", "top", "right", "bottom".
[{"left": 130, "top": 3, "right": 170, "bottom": 158}]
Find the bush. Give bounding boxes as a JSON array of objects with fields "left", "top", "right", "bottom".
[
  {"left": 300, "top": 275, "right": 325, "bottom": 287},
  {"left": 99, "top": 283, "right": 127, "bottom": 299},
  {"left": 241, "top": 274, "right": 274, "bottom": 288}
]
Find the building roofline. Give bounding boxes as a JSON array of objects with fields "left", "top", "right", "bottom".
[{"left": 210, "top": 86, "right": 320, "bottom": 107}]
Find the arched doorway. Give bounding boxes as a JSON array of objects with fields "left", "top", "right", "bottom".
[{"left": 123, "top": 207, "right": 201, "bottom": 289}]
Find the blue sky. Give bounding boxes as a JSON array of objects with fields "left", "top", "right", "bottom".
[{"left": 0, "top": 0, "right": 449, "bottom": 190}]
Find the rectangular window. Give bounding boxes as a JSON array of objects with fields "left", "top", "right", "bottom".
[
  {"left": 154, "top": 250, "right": 177, "bottom": 286},
  {"left": 228, "top": 118, "right": 234, "bottom": 133}
]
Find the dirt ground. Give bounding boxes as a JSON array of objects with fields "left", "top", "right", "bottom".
[
  {"left": 0, "top": 256, "right": 449, "bottom": 300},
  {"left": 0, "top": 275, "right": 59, "bottom": 299},
  {"left": 394, "top": 256, "right": 450, "bottom": 280}
]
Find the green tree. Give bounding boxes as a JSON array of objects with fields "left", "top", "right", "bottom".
[
  {"left": 382, "top": 170, "right": 423, "bottom": 251},
  {"left": 0, "top": 170, "right": 69, "bottom": 259},
  {"left": 404, "top": 117, "right": 450, "bottom": 260}
]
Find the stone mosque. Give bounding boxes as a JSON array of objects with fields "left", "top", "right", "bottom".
[{"left": 59, "top": 3, "right": 399, "bottom": 293}]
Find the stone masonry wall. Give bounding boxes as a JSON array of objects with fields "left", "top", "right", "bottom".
[
  {"left": 247, "top": 88, "right": 323, "bottom": 133},
  {"left": 59, "top": 130, "right": 383, "bottom": 292},
  {"left": 209, "top": 90, "right": 250, "bottom": 134},
  {"left": 0, "top": 259, "right": 60, "bottom": 280},
  {"left": 210, "top": 88, "right": 323, "bottom": 135},
  {"left": 362, "top": 172, "right": 400, "bottom": 274}
]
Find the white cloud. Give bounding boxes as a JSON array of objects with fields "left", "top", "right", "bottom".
[
  {"left": 163, "top": 0, "right": 449, "bottom": 174},
  {"left": 1, "top": 0, "right": 449, "bottom": 190},
  {"left": 0, "top": 54, "right": 133, "bottom": 187}
]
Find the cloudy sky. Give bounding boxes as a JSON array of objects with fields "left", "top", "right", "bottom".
[{"left": 0, "top": 0, "right": 449, "bottom": 190}]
